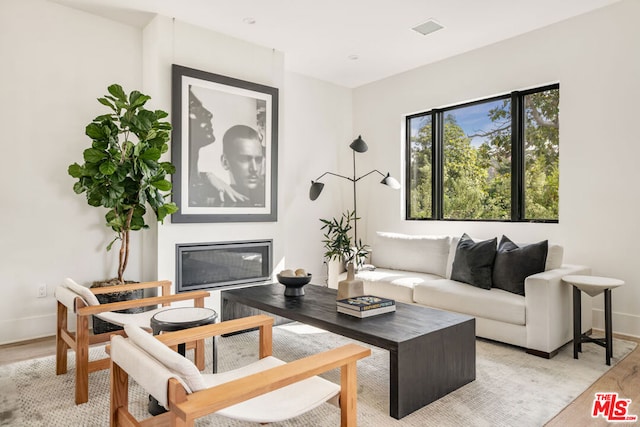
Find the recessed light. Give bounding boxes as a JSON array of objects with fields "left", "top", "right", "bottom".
[
  {"left": 348, "top": 54, "right": 359, "bottom": 60},
  {"left": 412, "top": 19, "right": 444, "bottom": 36},
  {"left": 242, "top": 17, "right": 256, "bottom": 25}
]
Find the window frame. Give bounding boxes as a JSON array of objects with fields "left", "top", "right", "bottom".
[{"left": 405, "top": 83, "right": 559, "bottom": 223}]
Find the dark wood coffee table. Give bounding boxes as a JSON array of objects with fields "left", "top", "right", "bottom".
[{"left": 223, "top": 283, "right": 475, "bottom": 419}]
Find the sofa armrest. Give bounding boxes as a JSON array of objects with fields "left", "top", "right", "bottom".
[{"left": 524, "top": 264, "right": 591, "bottom": 355}]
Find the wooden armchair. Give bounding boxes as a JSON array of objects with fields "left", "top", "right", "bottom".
[
  {"left": 55, "top": 277, "right": 210, "bottom": 404},
  {"left": 110, "top": 315, "right": 371, "bottom": 427}
]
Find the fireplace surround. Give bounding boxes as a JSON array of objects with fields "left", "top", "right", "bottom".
[{"left": 176, "top": 240, "right": 272, "bottom": 292}]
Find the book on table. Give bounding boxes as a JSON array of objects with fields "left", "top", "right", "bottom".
[
  {"left": 337, "top": 304, "right": 396, "bottom": 318},
  {"left": 336, "top": 295, "right": 395, "bottom": 311}
]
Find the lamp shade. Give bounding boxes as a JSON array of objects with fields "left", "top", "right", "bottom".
[
  {"left": 380, "top": 173, "right": 401, "bottom": 189},
  {"left": 309, "top": 181, "right": 325, "bottom": 200},
  {"left": 349, "top": 135, "right": 368, "bottom": 153}
]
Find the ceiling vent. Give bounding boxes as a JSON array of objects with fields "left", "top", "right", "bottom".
[{"left": 412, "top": 19, "right": 444, "bottom": 36}]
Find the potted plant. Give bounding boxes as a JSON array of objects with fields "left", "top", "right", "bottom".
[
  {"left": 320, "top": 211, "right": 369, "bottom": 290},
  {"left": 68, "top": 84, "right": 178, "bottom": 332},
  {"left": 320, "top": 211, "right": 369, "bottom": 298},
  {"left": 320, "top": 211, "right": 367, "bottom": 264}
]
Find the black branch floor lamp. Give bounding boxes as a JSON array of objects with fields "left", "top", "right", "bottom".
[{"left": 309, "top": 135, "right": 400, "bottom": 243}]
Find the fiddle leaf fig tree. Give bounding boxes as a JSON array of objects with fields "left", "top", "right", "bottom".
[{"left": 68, "top": 84, "right": 178, "bottom": 284}]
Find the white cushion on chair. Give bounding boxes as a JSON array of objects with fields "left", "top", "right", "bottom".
[
  {"left": 62, "top": 278, "right": 100, "bottom": 306},
  {"left": 124, "top": 324, "right": 206, "bottom": 391},
  {"left": 202, "top": 357, "right": 341, "bottom": 423},
  {"left": 111, "top": 334, "right": 185, "bottom": 408}
]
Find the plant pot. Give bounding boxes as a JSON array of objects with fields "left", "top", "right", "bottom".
[
  {"left": 337, "top": 263, "right": 364, "bottom": 300},
  {"left": 92, "top": 288, "right": 145, "bottom": 334}
]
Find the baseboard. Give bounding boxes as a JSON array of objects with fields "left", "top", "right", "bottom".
[
  {"left": 0, "top": 313, "right": 57, "bottom": 345},
  {"left": 592, "top": 309, "right": 640, "bottom": 338}
]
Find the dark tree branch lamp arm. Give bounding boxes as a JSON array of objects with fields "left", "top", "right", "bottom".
[{"left": 308, "top": 135, "right": 401, "bottom": 243}]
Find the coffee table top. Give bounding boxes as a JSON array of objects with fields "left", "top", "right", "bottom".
[{"left": 223, "top": 283, "right": 474, "bottom": 351}]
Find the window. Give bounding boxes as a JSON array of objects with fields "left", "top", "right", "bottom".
[{"left": 406, "top": 84, "right": 559, "bottom": 222}]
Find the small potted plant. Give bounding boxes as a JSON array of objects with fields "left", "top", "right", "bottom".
[
  {"left": 68, "top": 84, "right": 178, "bottom": 332},
  {"left": 320, "top": 211, "right": 368, "bottom": 266},
  {"left": 320, "top": 211, "right": 369, "bottom": 295}
]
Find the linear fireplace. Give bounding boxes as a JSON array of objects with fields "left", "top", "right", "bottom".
[{"left": 176, "top": 240, "right": 272, "bottom": 292}]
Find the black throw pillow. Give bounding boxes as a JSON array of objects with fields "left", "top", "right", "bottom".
[
  {"left": 492, "top": 236, "right": 548, "bottom": 296},
  {"left": 450, "top": 234, "right": 497, "bottom": 290}
]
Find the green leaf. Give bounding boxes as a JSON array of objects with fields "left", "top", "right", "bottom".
[
  {"left": 157, "top": 203, "right": 178, "bottom": 222},
  {"left": 72, "top": 181, "right": 85, "bottom": 194},
  {"left": 151, "top": 179, "right": 171, "bottom": 191},
  {"left": 97, "top": 97, "right": 115, "bottom": 110},
  {"left": 99, "top": 161, "right": 117, "bottom": 176},
  {"left": 106, "top": 236, "right": 119, "bottom": 251},
  {"left": 108, "top": 84, "right": 127, "bottom": 101},
  {"left": 160, "top": 162, "right": 176, "bottom": 174},
  {"left": 92, "top": 139, "right": 108, "bottom": 150},
  {"left": 140, "top": 148, "right": 161, "bottom": 161},
  {"left": 130, "top": 92, "right": 150, "bottom": 108},
  {"left": 68, "top": 163, "right": 83, "bottom": 178},
  {"left": 83, "top": 148, "right": 107, "bottom": 163},
  {"left": 86, "top": 123, "right": 105, "bottom": 140},
  {"left": 155, "top": 110, "right": 169, "bottom": 120}
]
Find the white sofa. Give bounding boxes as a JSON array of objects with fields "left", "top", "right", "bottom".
[{"left": 334, "top": 232, "right": 591, "bottom": 358}]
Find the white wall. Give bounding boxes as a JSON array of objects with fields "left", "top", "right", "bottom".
[
  {"left": 0, "top": 0, "right": 143, "bottom": 344},
  {"left": 142, "top": 17, "right": 354, "bottom": 313},
  {"left": 282, "top": 72, "right": 353, "bottom": 284},
  {"left": 0, "top": 4, "right": 351, "bottom": 344},
  {"left": 353, "top": 0, "right": 640, "bottom": 336}
]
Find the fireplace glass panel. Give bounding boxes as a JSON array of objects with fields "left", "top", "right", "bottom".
[{"left": 176, "top": 240, "right": 272, "bottom": 292}]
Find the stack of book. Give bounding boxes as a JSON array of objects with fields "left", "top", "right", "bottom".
[{"left": 336, "top": 295, "right": 396, "bottom": 318}]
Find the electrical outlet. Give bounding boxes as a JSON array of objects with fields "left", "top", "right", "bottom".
[{"left": 37, "top": 284, "right": 47, "bottom": 298}]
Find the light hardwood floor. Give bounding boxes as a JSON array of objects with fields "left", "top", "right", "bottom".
[{"left": 1, "top": 331, "right": 639, "bottom": 424}]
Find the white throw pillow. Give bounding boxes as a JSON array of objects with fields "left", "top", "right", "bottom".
[
  {"left": 545, "top": 244, "right": 563, "bottom": 270},
  {"left": 372, "top": 232, "right": 450, "bottom": 277}
]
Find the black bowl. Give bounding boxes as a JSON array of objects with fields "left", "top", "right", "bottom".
[{"left": 277, "top": 273, "right": 312, "bottom": 297}]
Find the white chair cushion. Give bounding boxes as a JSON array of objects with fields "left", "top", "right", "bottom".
[
  {"left": 110, "top": 334, "right": 185, "bottom": 408},
  {"left": 202, "top": 356, "right": 340, "bottom": 423},
  {"left": 62, "top": 277, "right": 100, "bottom": 306},
  {"left": 372, "top": 232, "right": 450, "bottom": 277},
  {"left": 124, "top": 324, "right": 206, "bottom": 391}
]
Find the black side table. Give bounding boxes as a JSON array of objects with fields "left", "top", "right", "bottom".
[
  {"left": 148, "top": 307, "right": 218, "bottom": 415},
  {"left": 563, "top": 275, "right": 624, "bottom": 366}
]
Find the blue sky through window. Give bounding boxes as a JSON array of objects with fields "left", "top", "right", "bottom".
[
  {"left": 449, "top": 99, "right": 507, "bottom": 147},
  {"left": 410, "top": 99, "right": 509, "bottom": 147}
]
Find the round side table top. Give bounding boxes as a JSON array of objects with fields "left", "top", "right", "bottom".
[
  {"left": 151, "top": 307, "right": 217, "bottom": 329},
  {"left": 562, "top": 275, "right": 625, "bottom": 297}
]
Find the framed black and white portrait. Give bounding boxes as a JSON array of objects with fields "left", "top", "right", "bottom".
[{"left": 171, "top": 64, "right": 278, "bottom": 223}]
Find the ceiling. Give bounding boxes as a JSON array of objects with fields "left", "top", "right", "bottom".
[{"left": 53, "top": 0, "right": 620, "bottom": 88}]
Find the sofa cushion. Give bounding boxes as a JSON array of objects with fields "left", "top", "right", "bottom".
[
  {"left": 450, "top": 234, "right": 497, "bottom": 290},
  {"left": 493, "top": 236, "right": 548, "bottom": 296},
  {"left": 371, "top": 232, "right": 450, "bottom": 277},
  {"left": 355, "top": 268, "right": 442, "bottom": 303},
  {"left": 413, "top": 279, "right": 525, "bottom": 325}
]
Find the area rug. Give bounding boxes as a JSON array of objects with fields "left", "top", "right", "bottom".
[{"left": 0, "top": 324, "right": 635, "bottom": 427}]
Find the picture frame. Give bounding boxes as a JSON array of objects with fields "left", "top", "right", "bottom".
[{"left": 171, "top": 64, "right": 278, "bottom": 223}]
